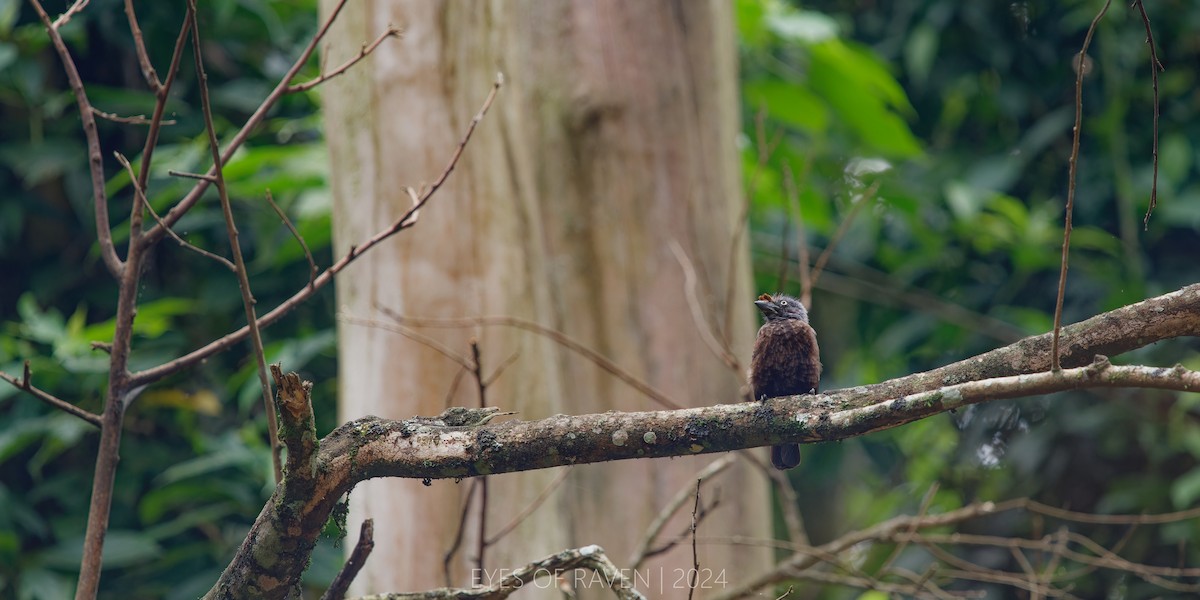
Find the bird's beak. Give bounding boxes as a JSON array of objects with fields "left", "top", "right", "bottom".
[{"left": 754, "top": 299, "right": 776, "bottom": 317}]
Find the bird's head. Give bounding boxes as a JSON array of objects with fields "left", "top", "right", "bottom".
[{"left": 754, "top": 293, "right": 809, "bottom": 323}]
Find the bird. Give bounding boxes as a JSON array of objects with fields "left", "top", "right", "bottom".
[{"left": 748, "top": 293, "right": 821, "bottom": 470}]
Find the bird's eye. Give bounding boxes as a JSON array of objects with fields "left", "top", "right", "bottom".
[{"left": 779, "top": 300, "right": 788, "bottom": 306}]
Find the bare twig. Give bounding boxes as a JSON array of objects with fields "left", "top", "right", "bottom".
[
  {"left": 116, "top": 152, "right": 236, "bottom": 272},
  {"left": 144, "top": 0, "right": 359, "bottom": 246},
  {"left": 723, "top": 109, "right": 784, "bottom": 346},
  {"left": 630, "top": 454, "right": 735, "bottom": 568},
  {"left": 469, "top": 340, "right": 489, "bottom": 575},
  {"left": 341, "top": 315, "right": 472, "bottom": 369},
  {"left": 758, "top": 242, "right": 1026, "bottom": 343},
  {"left": 264, "top": 190, "right": 318, "bottom": 290},
  {"left": 123, "top": 0, "right": 161, "bottom": 91},
  {"left": 167, "top": 170, "right": 218, "bottom": 182},
  {"left": 321, "top": 519, "right": 374, "bottom": 600},
  {"left": 809, "top": 179, "right": 879, "bottom": 293},
  {"left": 91, "top": 107, "right": 175, "bottom": 126},
  {"left": 0, "top": 362, "right": 101, "bottom": 427},
  {"left": 50, "top": 0, "right": 89, "bottom": 30},
  {"left": 687, "top": 480, "right": 702, "bottom": 600},
  {"left": 1051, "top": 0, "right": 1111, "bottom": 371},
  {"left": 750, "top": 452, "right": 808, "bottom": 547},
  {"left": 481, "top": 350, "right": 521, "bottom": 387},
  {"left": 782, "top": 158, "right": 815, "bottom": 307},
  {"left": 1019, "top": 497, "right": 1200, "bottom": 525},
  {"left": 129, "top": 74, "right": 503, "bottom": 388},
  {"left": 443, "top": 480, "right": 479, "bottom": 587},
  {"left": 484, "top": 469, "right": 570, "bottom": 546},
  {"left": 879, "top": 482, "right": 939, "bottom": 574},
  {"left": 1133, "top": 0, "right": 1164, "bottom": 229},
  {"left": 287, "top": 26, "right": 402, "bottom": 93},
  {"left": 393, "top": 546, "right": 645, "bottom": 600},
  {"left": 669, "top": 240, "right": 739, "bottom": 371},
  {"left": 187, "top": 0, "right": 280, "bottom": 484},
  {"left": 132, "top": 7, "right": 191, "bottom": 215},
  {"left": 67, "top": 0, "right": 172, "bottom": 580},
  {"left": 379, "top": 309, "right": 683, "bottom": 411},
  {"left": 30, "top": 0, "right": 122, "bottom": 278}
]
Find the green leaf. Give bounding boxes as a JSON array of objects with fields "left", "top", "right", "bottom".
[
  {"left": 40, "top": 530, "right": 162, "bottom": 569},
  {"left": 766, "top": 7, "right": 838, "bottom": 43},
  {"left": 734, "top": 0, "right": 768, "bottom": 49},
  {"left": 158, "top": 439, "right": 259, "bottom": 485},
  {"left": 744, "top": 80, "right": 829, "bottom": 135},
  {"left": 16, "top": 567, "right": 74, "bottom": 600},
  {"left": 1170, "top": 467, "right": 1200, "bottom": 509},
  {"left": 808, "top": 40, "right": 922, "bottom": 158}
]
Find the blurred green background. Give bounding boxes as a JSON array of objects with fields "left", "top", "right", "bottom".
[{"left": 1, "top": 0, "right": 1198, "bottom": 598}]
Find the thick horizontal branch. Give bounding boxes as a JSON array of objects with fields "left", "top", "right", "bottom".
[
  {"left": 840, "top": 283, "right": 1200, "bottom": 409},
  {"left": 205, "top": 359, "right": 1197, "bottom": 599},
  {"left": 206, "top": 285, "right": 1200, "bottom": 598},
  {"left": 324, "top": 360, "right": 1198, "bottom": 483}
]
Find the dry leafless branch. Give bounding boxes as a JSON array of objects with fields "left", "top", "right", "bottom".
[{"left": 1051, "top": 0, "right": 1112, "bottom": 371}]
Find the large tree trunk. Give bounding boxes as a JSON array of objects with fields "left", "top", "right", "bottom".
[{"left": 322, "top": 1, "right": 770, "bottom": 595}]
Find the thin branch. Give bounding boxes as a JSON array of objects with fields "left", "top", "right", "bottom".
[
  {"left": 370, "top": 547, "right": 646, "bottom": 600},
  {"left": 668, "top": 240, "right": 739, "bottom": 371},
  {"left": 442, "top": 480, "right": 479, "bottom": 587},
  {"left": 756, "top": 242, "right": 1027, "bottom": 343},
  {"left": 321, "top": 519, "right": 374, "bottom": 600},
  {"left": 878, "top": 482, "right": 939, "bottom": 573},
  {"left": 30, "top": 0, "right": 123, "bottom": 278},
  {"left": 90, "top": 107, "right": 175, "bottom": 126},
  {"left": 1020, "top": 497, "right": 1200, "bottom": 525},
  {"left": 129, "top": 73, "right": 503, "bottom": 388},
  {"left": 1051, "top": 0, "right": 1111, "bottom": 371},
  {"left": 713, "top": 500, "right": 1011, "bottom": 600},
  {"left": 630, "top": 454, "right": 735, "bottom": 568},
  {"left": 264, "top": 190, "right": 318, "bottom": 290},
  {"left": 810, "top": 179, "right": 879, "bottom": 293},
  {"left": 167, "top": 170, "right": 218, "bottom": 182},
  {"left": 643, "top": 488, "right": 721, "bottom": 565},
  {"left": 782, "top": 161, "right": 813, "bottom": 308},
  {"left": 341, "top": 315, "right": 473, "bottom": 369},
  {"left": 752, "top": 452, "right": 808, "bottom": 547},
  {"left": 286, "top": 26, "right": 402, "bottom": 93},
  {"left": 116, "top": 152, "right": 236, "bottom": 272},
  {"left": 481, "top": 350, "right": 521, "bottom": 387},
  {"left": 188, "top": 0, "right": 280, "bottom": 484},
  {"left": 379, "top": 309, "right": 684, "bottom": 411},
  {"left": 1133, "top": 0, "right": 1164, "bottom": 229},
  {"left": 133, "top": 7, "right": 191, "bottom": 214},
  {"left": 469, "top": 340, "right": 489, "bottom": 576},
  {"left": 123, "top": 0, "right": 161, "bottom": 91},
  {"left": 779, "top": 570, "right": 950, "bottom": 600},
  {"left": 50, "top": 0, "right": 89, "bottom": 29},
  {"left": 484, "top": 468, "right": 570, "bottom": 546},
  {"left": 0, "top": 362, "right": 101, "bottom": 427},
  {"left": 686, "top": 480, "right": 702, "bottom": 600},
  {"left": 894, "top": 530, "right": 1200, "bottom": 587},
  {"left": 723, "top": 109, "right": 784, "bottom": 348},
  {"left": 144, "top": 0, "right": 363, "bottom": 246}
]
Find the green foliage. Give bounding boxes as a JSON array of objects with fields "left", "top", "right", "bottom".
[
  {"left": 741, "top": 0, "right": 1200, "bottom": 594},
  {"left": 0, "top": 1, "right": 338, "bottom": 598},
  {"left": 4, "top": 0, "right": 1200, "bottom": 597}
]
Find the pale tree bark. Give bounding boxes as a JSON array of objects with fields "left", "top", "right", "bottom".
[{"left": 321, "top": 0, "right": 770, "bottom": 597}]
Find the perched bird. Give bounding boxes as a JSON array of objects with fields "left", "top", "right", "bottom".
[{"left": 749, "top": 293, "right": 821, "bottom": 470}]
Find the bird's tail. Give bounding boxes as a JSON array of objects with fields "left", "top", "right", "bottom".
[{"left": 771, "top": 444, "right": 801, "bottom": 470}]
